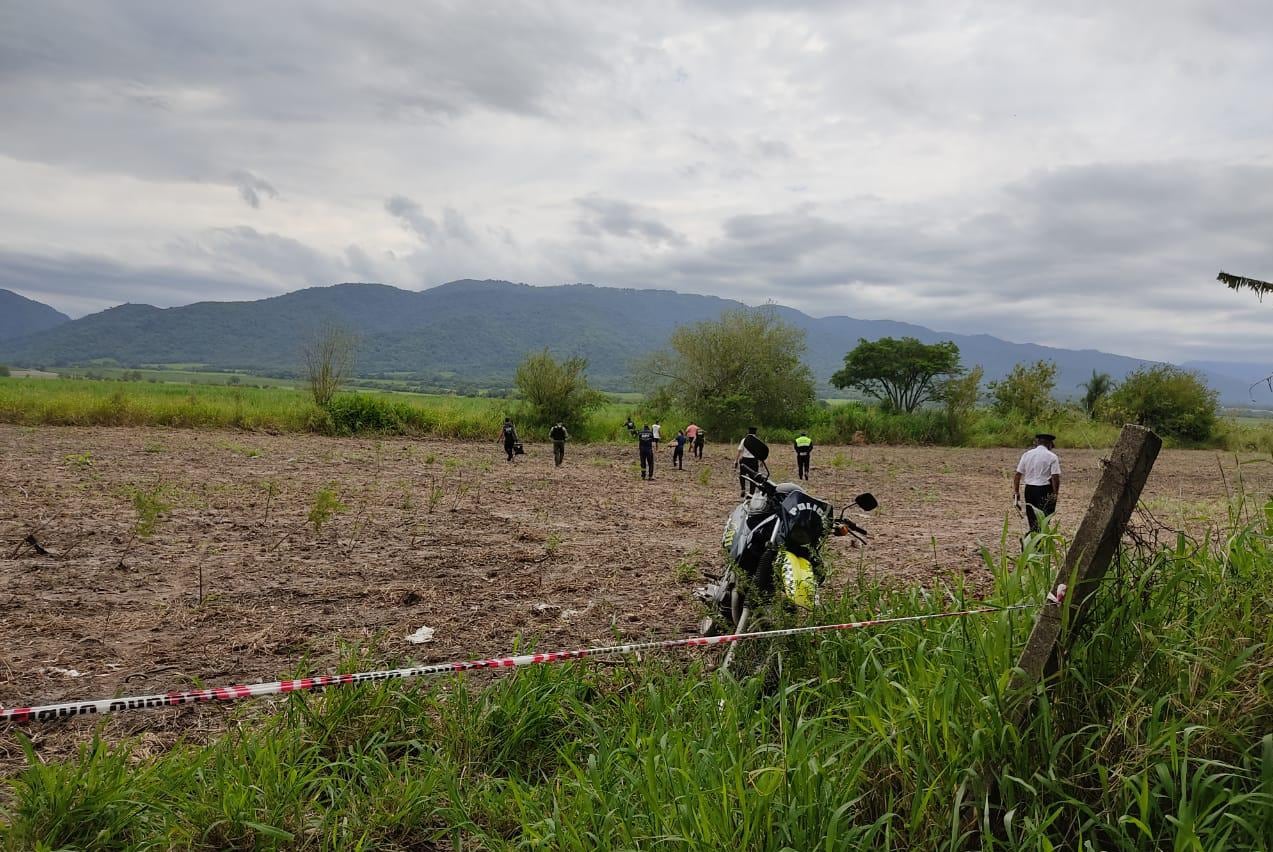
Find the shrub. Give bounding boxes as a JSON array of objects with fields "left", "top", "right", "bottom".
[
  {"left": 514, "top": 349, "right": 606, "bottom": 430},
  {"left": 1102, "top": 365, "right": 1218, "bottom": 442},
  {"left": 988, "top": 360, "right": 1058, "bottom": 421}
]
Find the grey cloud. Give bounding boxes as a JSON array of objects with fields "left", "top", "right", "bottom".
[
  {"left": 227, "top": 170, "right": 279, "bottom": 209},
  {"left": 443, "top": 208, "right": 477, "bottom": 244},
  {"left": 385, "top": 196, "right": 439, "bottom": 243},
  {"left": 0, "top": 249, "right": 280, "bottom": 317},
  {"left": 575, "top": 197, "right": 687, "bottom": 247}
]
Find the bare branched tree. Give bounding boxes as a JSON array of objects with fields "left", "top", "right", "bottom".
[{"left": 302, "top": 322, "right": 357, "bottom": 407}]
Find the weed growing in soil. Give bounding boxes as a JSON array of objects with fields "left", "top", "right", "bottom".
[
  {"left": 307, "top": 485, "right": 346, "bottom": 535},
  {"left": 63, "top": 450, "right": 93, "bottom": 468},
  {"left": 696, "top": 466, "right": 711, "bottom": 486}
]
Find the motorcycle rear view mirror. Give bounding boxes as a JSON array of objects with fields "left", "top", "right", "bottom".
[
  {"left": 742, "top": 433, "right": 769, "bottom": 461},
  {"left": 853, "top": 493, "right": 878, "bottom": 512}
]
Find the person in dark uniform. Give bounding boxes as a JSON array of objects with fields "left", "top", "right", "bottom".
[
  {"left": 693, "top": 428, "right": 705, "bottom": 459},
  {"left": 499, "top": 418, "right": 518, "bottom": 462},
  {"left": 734, "top": 426, "right": 760, "bottom": 498},
  {"left": 794, "top": 431, "right": 813, "bottom": 480},
  {"left": 1013, "top": 433, "right": 1061, "bottom": 533},
  {"left": 671, "top": 430, "right": 686, "bottom": 470},
  {"left": 637, "top": 424, "right": 655, "bottom": 480},
  {"left": 624, "top": 415, "right": 636, "bottom": 437},
  {"left": 549, "top": 421, "right": 569, "bottom": 467}
]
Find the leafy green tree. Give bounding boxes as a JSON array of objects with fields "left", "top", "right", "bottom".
[
  {"left": 1102, "top": 365, "right": 1218, "bottom": 442},
  {"left": 1078, "top": 370, "right": 1114, "bottom": 418},
  {"left": 989, "top": 360, "right": 1058, "bottom": 421},
  {"left": 515, "top": 348, "right": 606, "bottom": 429},
  {"left": 635, "top": 308, "right": 815, "bottom": 435},
  {"left": 831, "top": 337, "right": 962, "bottom": 413},
  {"left": 942, "top": 365, "right": 984, "bottom": 443}
]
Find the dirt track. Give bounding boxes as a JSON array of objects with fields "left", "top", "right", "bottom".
[{"left": 2, "top": 425, "right": 1270, "bottom": 767}]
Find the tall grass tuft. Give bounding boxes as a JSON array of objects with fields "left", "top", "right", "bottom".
[{"left": 3, "top": 503, "right": 1269, "bottom": 849}]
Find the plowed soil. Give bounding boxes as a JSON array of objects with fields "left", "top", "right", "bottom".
[{"left": 2, "top": 425, "right": 1270, "bottom": 769}]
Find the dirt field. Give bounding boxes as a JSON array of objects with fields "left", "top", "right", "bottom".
[{"left": 2, "top": 425, "right": 1270, "bottom": 768}]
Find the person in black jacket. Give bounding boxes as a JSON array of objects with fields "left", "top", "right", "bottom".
[
  {"left": 671, "top": 430, "right": 686, "bottom": 470},
  {"left": 549, "top": 422, "right": 569, "bottom": 467},
  {"left": 499, "top": 418, "right": 518, "bottom": 462},
  {"left": 637, "top": 424, "right": 655, "bottom": 480}
]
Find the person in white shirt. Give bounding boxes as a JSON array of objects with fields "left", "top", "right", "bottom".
[
  {"left": 1013, "top": 433, "right": 1061, "bottom": 533},
  {"left": 651, "top": 421, "right": 662, "bottom": 445}
]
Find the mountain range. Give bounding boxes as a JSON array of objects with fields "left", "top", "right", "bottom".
[{"left": 1, "top": 281, "right": 1269, "bottom": 406}]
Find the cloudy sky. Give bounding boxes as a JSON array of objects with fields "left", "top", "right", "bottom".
[{"left": 2, "top": 0, "right": 1271, "bottom": 364}]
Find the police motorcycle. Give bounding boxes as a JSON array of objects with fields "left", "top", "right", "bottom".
[{"left": 696, "top": 433, "right": 878, "bottom": 636}]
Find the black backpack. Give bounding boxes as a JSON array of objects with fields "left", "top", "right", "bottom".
[{"left": 503, "top": 423, "right": 516, "bottom": 439}]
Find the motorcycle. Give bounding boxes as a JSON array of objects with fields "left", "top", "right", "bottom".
[{"left": 696, "top": 433, "right": 878, "bottom": 636}]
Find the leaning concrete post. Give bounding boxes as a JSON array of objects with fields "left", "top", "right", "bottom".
[{"left": 1010, "top": 424, "right": 1162, "bottom": 695}]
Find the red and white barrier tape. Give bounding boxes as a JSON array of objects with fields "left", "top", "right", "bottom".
[{"left": 1, "top": 603, "right": 1037, "bottom": 723}]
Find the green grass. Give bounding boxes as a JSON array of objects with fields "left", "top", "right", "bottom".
[
  {"left": 3, "top": 506, "right": 1269, "bottom": 849},
  {"left": 4, "top": 376, "right": 1273, "bottom": 451}
]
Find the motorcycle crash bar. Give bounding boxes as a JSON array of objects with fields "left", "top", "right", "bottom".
[{"left": 1, "top": 602, "right": 1044, "bottom": 724}]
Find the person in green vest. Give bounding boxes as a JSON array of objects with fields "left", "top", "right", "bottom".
[{"left": 794, "top": 431, "right": 813, "bottom": 480}]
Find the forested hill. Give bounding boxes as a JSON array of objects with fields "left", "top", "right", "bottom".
[
  {"left": 0, "top": 288, "right": 70, "bottom": 342},
  {"left": 0, "top": 279, "right": 1258, "bottom": 403}
]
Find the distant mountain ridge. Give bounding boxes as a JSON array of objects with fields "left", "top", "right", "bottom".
[
  {"left": 1, "top": 279, "right": 1266, "bottom": 405},
  {"left": 0, "top": 288, "right": 70, "bottom": 342}
]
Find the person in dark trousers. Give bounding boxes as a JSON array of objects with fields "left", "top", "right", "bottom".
[
  {"left": 794, "top": 431, "right": 813, "bottom": 480},
  {"left": 693, "top": 428, "right": 705, "bottom": 459},
  {"left": 734, "top": 426, "right": 760, "bottom": 498},
  {"left": 1013, "top": 433, "right": 1061, "bottom": 533},
  {"left": 549, "top": 421, "right": 569, "bottom": 467},
  {"left": 500, "top": 418, "right": 518, "bottom": 462},
  {"left": 624, "top": 416, "right": 636, "bottom": 437},
  {"left": 671, "top": 430, "right": 686, "bottom": 470},
  {"left": 637, "top": 424, "right": 655, "bottom": 480}
]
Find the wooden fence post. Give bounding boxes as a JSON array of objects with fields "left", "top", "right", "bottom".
[{"left": 1010, "top": 424, "right": 1162, "bottom": 697}]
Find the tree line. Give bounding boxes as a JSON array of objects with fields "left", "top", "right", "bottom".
[{"left": 302, "top": 308, "right": 1222, "bottom": 444}]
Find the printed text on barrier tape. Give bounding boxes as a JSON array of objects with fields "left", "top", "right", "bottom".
[{"left": 1, "top": 604, "right": 1038, "bottom": 723}]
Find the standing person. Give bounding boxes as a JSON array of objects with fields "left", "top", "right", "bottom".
[
  {"left": 794, "top": 431, "right": 813, "bottom": 480},
  {"left": 693, "top": 428, "right": 705, "bottom": 459},
  {"left": 651, "top": 420, "right": 662, "bottom": 445},
  {"left": 671, "top": 430, "right": 686, "bottom": 470},
  {"left": 685, "top": 422, "right": 698, "bottom": 446},
  {"left": 1013, "top": 433, "right": 1061, "bottom": 533},
  {"left": 637, "top": 423, "right": 656, "bottom": 480},
  {"left": 624, "top": 415, "right": 636, "bottom": 437},
  {"left": 549, "top": 421, "right": 569, "bottom": 467},
  {"left": 734, "top": 426, "right": 760, "bottom": 499},
  {"left": 500, "top": 418, "right": 519, "bottom": 463}
]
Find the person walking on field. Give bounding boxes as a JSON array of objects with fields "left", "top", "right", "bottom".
[
  {"left": 651, "top": 420, "right": 662, "bottom": 446},
  {"left": 549, "top": 421, "right": 569, "bottom": 467},
  {"left": 638, "top": 424, "right": 656, "bottom": 480},
  {"left": 1013, "top": 433, "right": 1061, "bottom": 533},
  {"left": 734, "top": 426, "right": 760, "bottom": 499},
  {"left": 671, "top": 430, "right": 686, "bottom": 470},
  {"left": 500, "top": 418, "right": 519, "bottom": 463},
  {"left": 693, "top": 428, "right": 705, "bottom": 459},
  {"left": 685, "top": 422, "right": 698, "bottom": 448},
  {"left": 624, "top": 415, "right": 636, "bottom": 437},
  {"left": 794, "top": 431, "right": 813, "bottom": 480}
]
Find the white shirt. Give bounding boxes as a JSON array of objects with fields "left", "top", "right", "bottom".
[
  {"left": 1016, "top": 445, "right": 1061, "bottom": 486},
  {"left": 737, "top": 439, "right": 754, "bottom": 460},
  {"left": 651, "top": 423, "right": 661, "bottom": 440}
]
